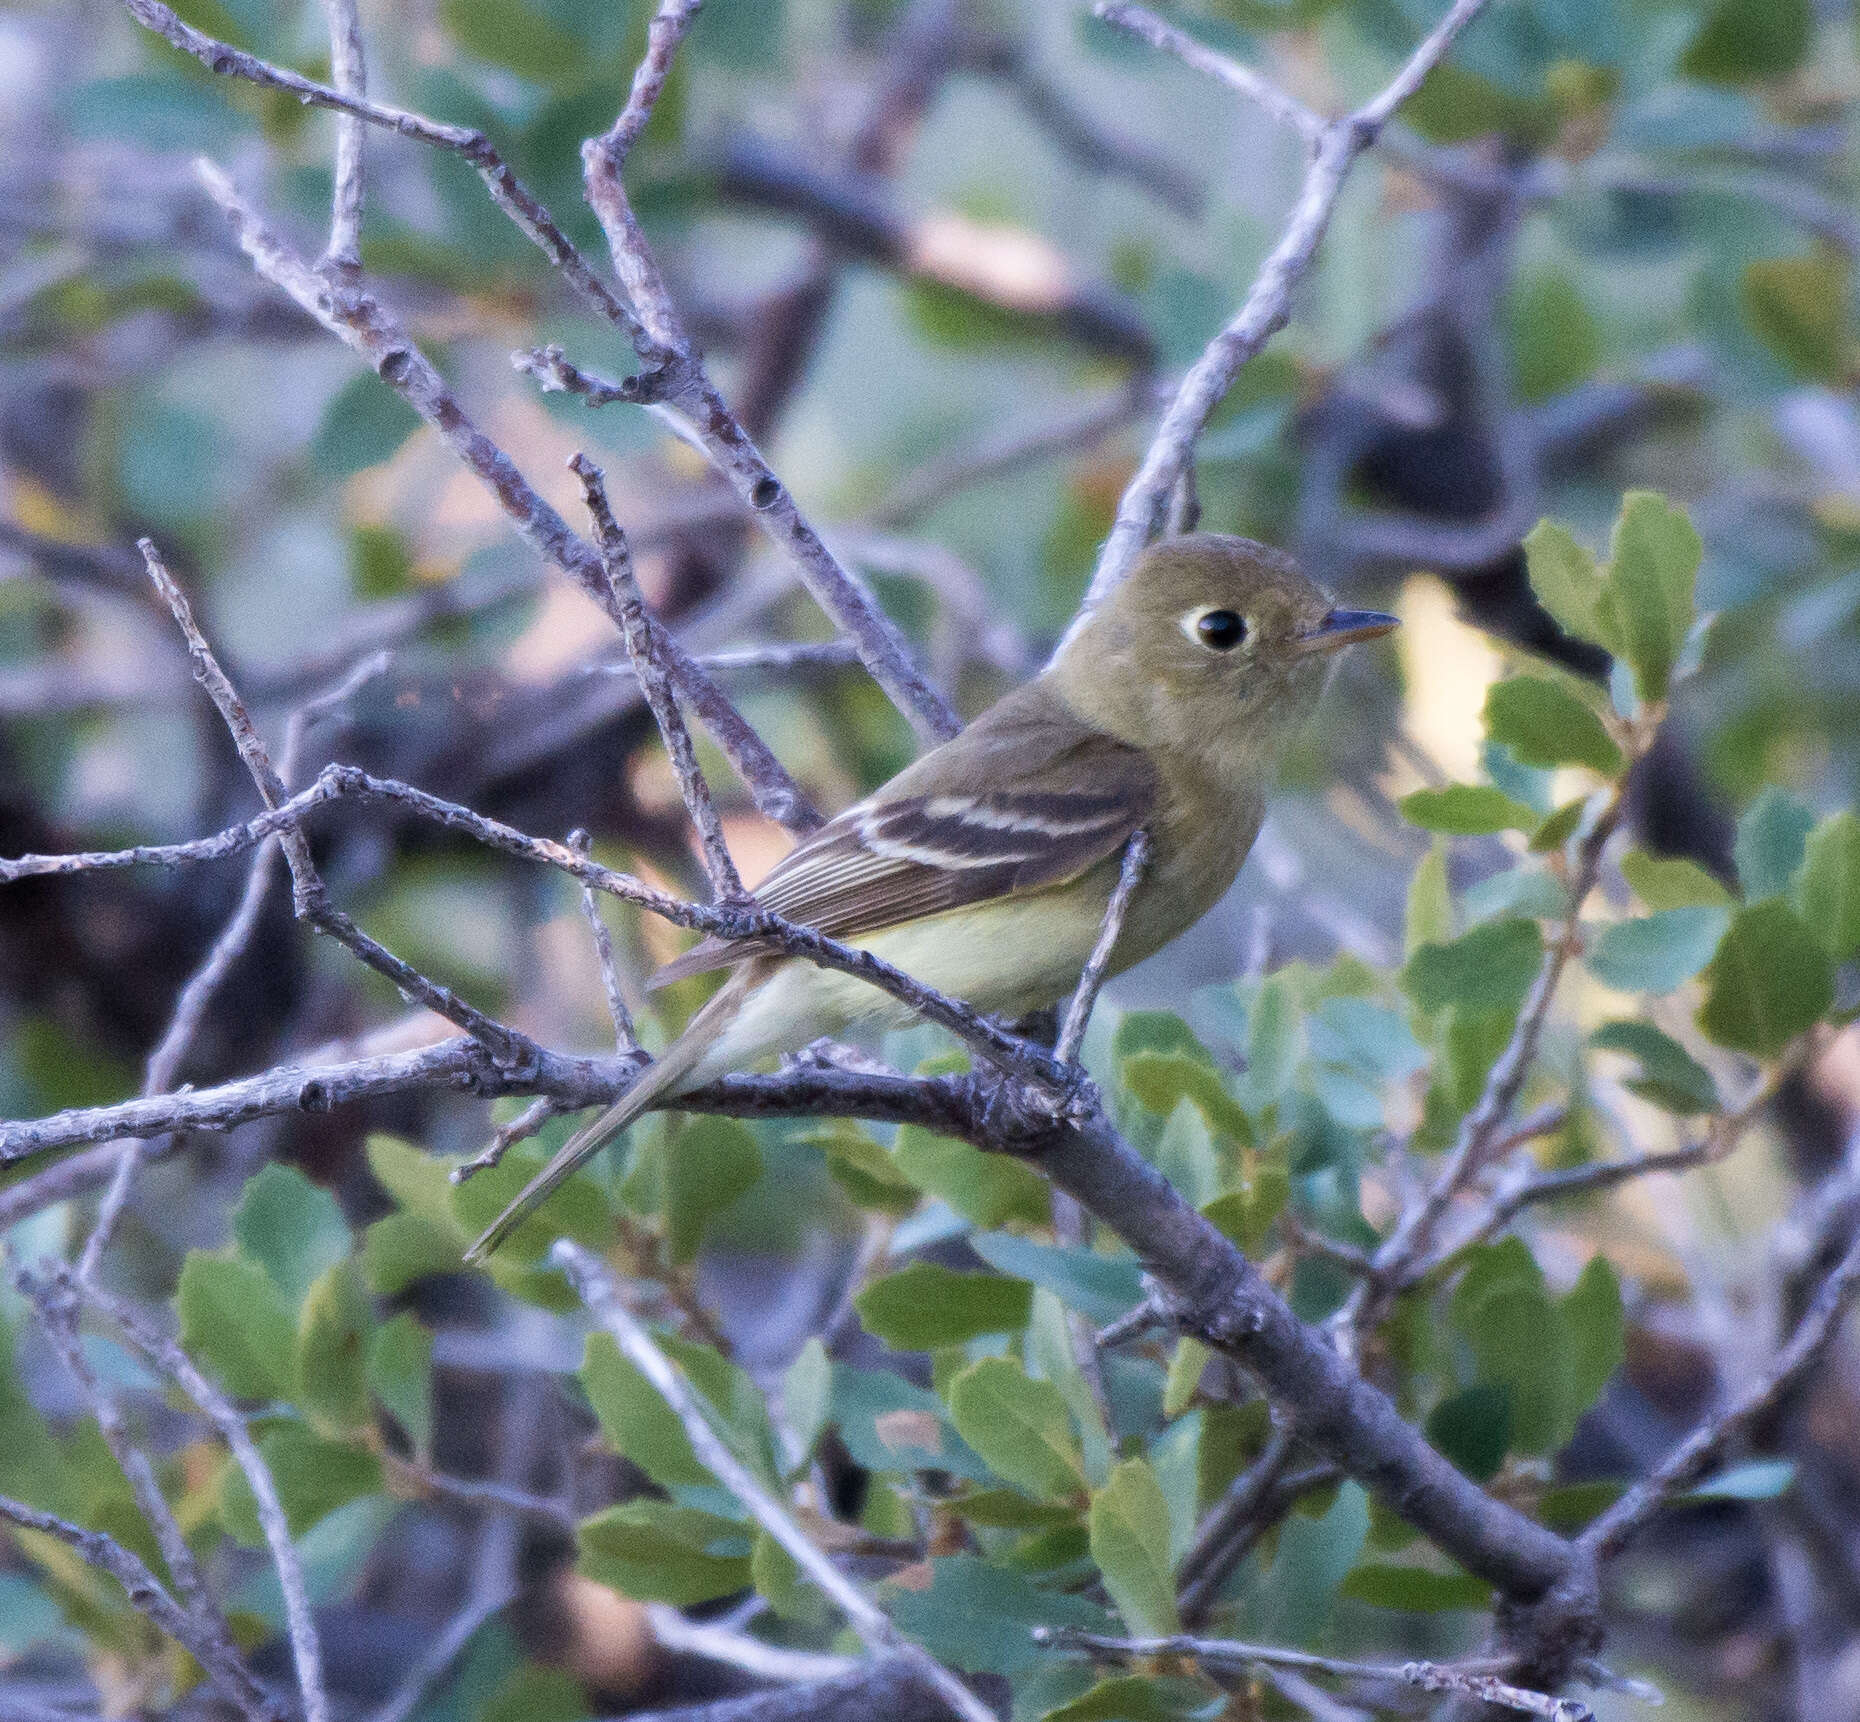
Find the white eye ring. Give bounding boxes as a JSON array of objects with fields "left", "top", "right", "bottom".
[{"left": 1180, "top": 607, "right": 1249, "bottom": 652}]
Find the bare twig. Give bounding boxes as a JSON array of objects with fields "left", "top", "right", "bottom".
[
  {"left": 1582, "top": 1227, "right": 1860, "bottom": 1562},
  {"left": 551, "top": 1241, "right": 995, "bottom": 1722},
  {"left": 645, "top": 1604, "right": 859, "bottom": 1685},
  {"left": 1092, "top": 4, "right": 1324, "bottom": 143},
  {"left": 1054, "top": 830, "right": 1150, "bottom": 1066},
  {"left": 1033, "top": 1629, "right": 1589, "bottom": 1719},
  {"left": 69, "top": 1271, "right": 328, "bottom": 1722},
  {"left": 317, "top": 0, "right": 366, "bottom": 273},
  {"left": 573, "top": 455, "right": 745, "bottom": 901},
  {"left": 450, "top": 1095, "right": 568, "bottom": 1185},
  {"left": 568, "top": 829, "right": 640, "bottom": 1054},
  {"left": 1086, "top": 0, "right": 1496, "bottom": 600},
  {"left": 0, "top": 1492, "right": 281, "bottom": 1719},
  {"left": 0, "top": 1140, "right": 173, "bottom": 1232},
  {"left": 364, "top": 1581, "right": 515, "bottom": 1722}
]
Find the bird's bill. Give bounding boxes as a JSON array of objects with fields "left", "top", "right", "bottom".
[{"left": 1295, "top": 607, "right": 1400, "bottom": 654}]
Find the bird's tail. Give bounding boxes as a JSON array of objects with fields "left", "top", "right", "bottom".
[{"left": 463, "top": 965, "right": 762, "bottom": 1264}]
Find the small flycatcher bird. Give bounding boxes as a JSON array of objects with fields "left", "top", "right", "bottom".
[{"left": 466, "top": 534, "right": 1395, "bottom": 1261}]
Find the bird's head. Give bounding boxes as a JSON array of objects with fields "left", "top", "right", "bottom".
[{"left": 1047, "top": 533, "right": 1397, "bottom": 768}]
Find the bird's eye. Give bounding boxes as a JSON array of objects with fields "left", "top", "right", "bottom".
[{"left": 1191, "top": 609, "right": 1248, "bottom": 652}]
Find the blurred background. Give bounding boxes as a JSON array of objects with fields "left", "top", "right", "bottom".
[{"left": 2, "top": 0, "right": 1859, "bottom": 1717}]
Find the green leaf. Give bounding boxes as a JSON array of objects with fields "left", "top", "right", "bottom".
[
  {"left": 1449, "top": 1242, "right": 1567, "bottom": 1456},
  {"left": 1508, "top": 269, "right": 1601, "bottom": 405},
  {"left": 1162, "top": 1337, "right": 1210, "bottom": 1420},
  {"left": 219, "top": 1423, "right": 381, "bottom": 1543},
  {"left": 176, "top": 1251, "right": 299, "bottom": 1402},
  {"left": 233, "top": 1164, "right": 352, "bottom": 1305},
  {"left": 1735, "top": 787, "right": 1817, "bottom": 901},
  {"left": 1201, "top": 1163, "right": 1290, "bottom": 1258},
  {"left": 439, "top": 0, "right": 581, "bottom": 83},
  {"left": 856, "top": 1263, "right": 1033, "bottom": 1351},
  {"left": 360, "top": 1213, "right": 464, "bottom": 1295},
  {"left": 1586, "top": 906, "right": 1731, "bottom": 994},
  {"left": 1529, "top": 798, "right": 1589, "bottom": 855},
  {"left": 1426, "top": 1385, "right": 1512, "bottom": 1482},
  {"left": 659, "top": 1115, "right": 761, "bottom": 1264},
  {"left": 1621, "top": 850, "right": 1734, "bottom": 910},
  {"left": 946, "top": 1357, "right": 1085, "bottom": 1501},
  {"left": 891, "top": 1125, "right": 1050, "bottom": 1228},
  {"left": 580, "top": 1331, "right": 735, "bottom": 1492},
  {"left": 1697, "top": 900, "right": 1834, "bottom": 1057},
  {"left": 883, "top": 1555, "right": 1109, "bottom": 1676},
  {"left": 782, "top": 1339, "right": 831, "bottom": 1468},
  {"left": 1591, "top": 1021, "right": 1718, "bottom": 1114},
  {"left": 1404, "top": 919, "right": 1543, "bottom": 1016},
  {"left": 815, "top": 1122, "right": 920, "bottom": 1215},
  {"left": 1042, "top": 1676, "right": 1220, "bottom": 1722},
  {"left": 1604, "top": 491, "right": 1701, "bottom": 704},
  {"left": 1796, "top": 811, "right": 1860, "bottom": 961},
  {"left": 1406, "top": 842, "right": 1453, "bottom": 955},
  {"left": 296, "top": 1261, "right": 373, "bottom": 1436},
  {"left": 1338, "top": 1562, "right": 1492, "bottom": 1612},
  {"left": 1563, "top": 1254, "right": 1624, "bottom": 1421},
  {"left": 577, "top": 1501, "right": 752, "bottom": 1606},
  {"left": 1741, "top": 248, "right": 1852, "bottom": 383},
  {"left": 1483, "top": 677, "right": 1621, "bottom": 775},
  {"left": 1398, "top": 785, "right": 1541, "bottom": 836},
  {"left": 1682, "top": 1458, "right": 1796, "bottom": 1502},
  {"left": 309, "top": 371, "right": 421, "bottom": 480},
  {"left": 366, "top": 1134, "right": 465, "bottom": 1234},
  {"left": 969, "top": 1234, "right": 1144, "bottom": 1327},
  {"left": 366, "top": 1313, "right": 433, "bottom": 1458},
  {"left": 1524, "top": 520, "right": 1613, "bottom": 651},
  {"left": 1120, "top": 1053, "right": 1250, "bottom": 1142},
  {"left": 1681, "top": 0, "right": 1812, "bottom": 84},
  {"left": 1090, "top": 1458, "right": 1179, "bottom": 1635}
]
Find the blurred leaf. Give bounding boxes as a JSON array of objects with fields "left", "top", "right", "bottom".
[
  {"left": 1620, "top": 849, "right": 1735, "bottom": 910},
  {"left": 367, "top": 1135, "right": 464, "bottom": 1233},
  {"left": 1399, "top": 785, "right": 1541, "bottom": 836},
  {"left": 0, "top": 1318, "right": 75, "bottom": 1516},
  {"left": 1241, "top": 973, "right": 1301, "bottom": 1108},
  {"left": 947, "top": 1357, "right": 1085, "bottom": 1500},
  {"left": 1405, "top": 919, "right": 1544, "bottom": 1016},
  {"left": 1120, "top": 1053, "right": 1250, "bottom": 1142},
  {"left": 478, "top": 1663, "right": 588, "bottom": 1722},
  {"left": 1591, "top": 1020, "right": 1718, "bottom": 1113},
  {"left": 1338, "top": 1563, "right": 1492, "bottom": 1611},
  {"left": 1114, "top": 1012, "right": 1212, "bottom": 1062},
  {"left": 856, "top": 1263, "right": 1033, "bottom": 1350},
  {"left": 1742, "top": 249, "right": 1852, "bottom": 384},
  {"left": 891, "top": 1125, "right": 1050, "bottom": 1227},
  {"left": 234, "top": 1164, "right": 352, "bottom": 1306},
  {"left": 296, "top": 1261, "right": 373, "bottom": 1436},
  {"left": 1735, "top": 786, "right": 1817, "bottom": 901},
  {"left": 1401, "top": 60, "right": 1553, "bottom": 146},
  {"left": 1796, "top": 811, "right": 1860, "bottom": 960},
  {"left": 1426, "top": 1385, "right": 1511, "bottom": 1481},
  {"left": 883, "top": 1555, "right": 1108, "bottom": 1676},
  {"left": 581, "top": 1331, "right": 710, "bottom": 1490},
  {"left": 1529, "top": 797, "right": 1589, "bottom": 854},
  {"left": 219, "top": 1423, "right": 381, "bottom": 1543},
  {"left": 833, "top": 1364, "right": 989, "bottom": 1483},
  {"left": 1603, "top": 490, "right": 1701, "bottom": 704},
  {"left": 310, "top": 372, "right": 422, "bottom": 480},
  {"left": 1042, "top": 1675, "right": 1221, "bottom": 1722},
  {"left": 1508, "top": 270, "right": 1601, "bottom": 404},
  {"left": 1483, "top": 677, "right": 1621, "bottom": 774},
  {"left": 662, "top": 1115, "right": 761, "bottom": 1264},
  {"left": 366, "top": 1313, "right": 433, "bottom": 1458},
  {"left": 361, "top": 1213, "right": 465, "bottom": 1295},
  {"left": 176, "top": 1251, "right": 298, "bottom": 1402},
  {"left": 815, "top": 1121, "right": 920, "bottom": 1215},
  {"left": 970, "top": 1233, "right": 1144, "bottom": 1327},
  {"left": 1585, "top": 906, "right": 1730, "bottom": 993},
  {"left": 1682, "top": 1458, "right": 1796, "bottom": 1501},
  {"left": 1449, "top": 1241, "right": 1566, "bottom": 1455},
  {"left": 1406, "top": 843, "right": 1453, "bottom": 956},
  {"left": 1697, "top": 900, "right": 1833, "bottom": 1056},
  {"left": 1524, "top": 520, "right": 1614, "bottom": 652},
  {"left": 783, "top": 1339, "right": 831, "bottom": 1467},
  {"left": 1681, "top": 0, "right": 1812, "bottom": 84},
  {"left": 577, "top": 1501, "right": 751, "bottom": 1606},
  {"left": 440, "top": 0, "right": 581, "bottom": 82},
  {"left": 1090, "top": 1458, "right": 1179, "bottom": 1636},
  {"left": 1162, "top": 1337, "right": 1210, "bottom": 1419},
  {"left": 1154, "top": 1100, "right": 1222, "bottom": 1207},
  {"left": 349, "top": 524, "right": 414, "bottom": 600},
  {"left": 751, "top": 1528, "right": 824, "bottom": 1624},
  {"left": 1563, "top": 1254, "right": 1624, "bottom": 1421},
  {"left": 1201, "top": 1161, "right": 1289, "bottom": 1258},
  {"left": 65, "top": 75, "right": 252, "bottom": 152}
]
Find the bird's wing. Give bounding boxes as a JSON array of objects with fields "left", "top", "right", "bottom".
[{"left": 649, "top": 696, "right": 1156, "bottom": 988}]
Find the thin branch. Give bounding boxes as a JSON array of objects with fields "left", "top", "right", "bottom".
[
  {"left": 68, "top": 1271, "right": 328, "bottom": 1722},
  {"left": 598, "top": 0, "right": 704, "bottom": 171},
  {"left": 450, "top": 1095, "right": 569, "bottom": 1185},
  {"left": 381, "top": 1453, "right": 578, "bottom": 1534},
  {"left": 1092, "top": 4, "right": 1324, "bottom": 143},
  {"left": 1086, "top": 0, "right": 1496, "bottom": 600},
  {"left": 1033, "top": 1630, "right": 1588, "bottom": 1720},
  {"left": 1582, "top": 1227, "right": 1860, "bottom": 1562},
  {"left": 551, "top": 1242, "right": 994, "bottom": 1722},
  {"left": 0, "top": 1492, "right": 280, "bottom": 1719},
  {"left": 0, "top": 1140, "right": 172, "bottom": 1232},
  {"left": 1055, "top": 828, "right": 1149, "bottom": 1065},
  {"left": 364, "top": 1581, "right": 515, "bottom": 1722},
  {"left": 572, "top": 454, "right": 745, "bottom": 901},
  {"left": 13, "top": 1270, "right": 279, "bottom": 1722},
  {"left": 189, "top": 160, "right": 817, "bottom": 837},
  {"left": 568, "top": 830, "right": 640, "bottom": 1054},
  {"left": 317, "top": 0, "right": 366, "bottom": 273},
  {"left": 645, "top": 1604, "right": 859, "bottom": 1685}
]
